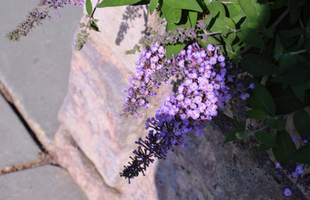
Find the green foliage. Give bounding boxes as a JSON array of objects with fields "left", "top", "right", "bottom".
[
  {"left": 287, "top": 144, "right": 310, "bottom": 164},
  {"left": 97, "top": 0, "right": 143, "bottom": 8},
  {"left": 272, "top": 130, "right": 296, "bottom": 166},
  {"left": 148, "top": 0, "right": 158, "bottom": 15},
  {"left": 247, "top": 78, "right": 276, "bottom": 116},
  {"left": 254, "top": 131, "right": 277, "bottom": 147},
  {"left": 224, "top": 128, "right": 245, "bottom": 143},
  {"left": 266, "top": 115, "right": 285, "bottom": 131},
  {"left": 241, "top": 54, "right": 283, "bottom": 76},
  {"left": 246, "top": 109, "right": 268, "bottom": 120},
  {"left": 86, "top": 0, "right": 93, "bottom": 15},
  {"left": 294, "top": 109, "right": 310, "bottom": 137}
]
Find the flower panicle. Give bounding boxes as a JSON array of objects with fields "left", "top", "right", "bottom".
[{"left": 6, "top": 0, "right": 84, "bottom": 41}]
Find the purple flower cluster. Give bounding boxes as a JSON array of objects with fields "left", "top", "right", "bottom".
[
  {"left": 156, "top": 43, "right": 233, "bottom": 123},
  {"left": 6, "top": 0, "right": 84, "bottom": 41},
  {"left": 122, "top": 42, "right": 234, "bottom": 119},
  {"left": 120, "top": 42, "right": 238, "bottom": 182},
  {"left": 122, "top": 42, "right": 179, "bottom": 118}
]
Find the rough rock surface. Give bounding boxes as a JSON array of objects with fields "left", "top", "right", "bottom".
[{"left": 55, "top": 3, "right": 286, "bottom": 200}]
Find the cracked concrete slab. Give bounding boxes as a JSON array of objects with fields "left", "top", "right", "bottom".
[
  {"left": 0, "top": 0, "right": 83, "bottom": 151},
  {"left": 0, "top": 93, "right": 40, "bottom": 169},
  {"left": 0, "top": 165, "right": 88, "bottom": 200}
]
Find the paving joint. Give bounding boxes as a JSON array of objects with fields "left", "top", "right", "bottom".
[
  {"left": 0, "top": 90, "right": 46, "bottom": 152},
  {"left": 0, "top": 152, "right": 56, "bottom": 176}
]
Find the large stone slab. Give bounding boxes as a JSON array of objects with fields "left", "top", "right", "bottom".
[
  {"left": 0, "top": 0, "right": 83, "bottom": 151},
  {"left": 0, "top": 165, "right": 87, "bottom": 200},
  {"left": 0, "top": 93, "right": 40, "bottom": 169}
]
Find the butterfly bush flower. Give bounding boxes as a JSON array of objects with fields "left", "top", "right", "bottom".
[
  {"left": 284, "top": 188, "right": 292, "bottom": 197},
  {"left": 120, "top": 42, "right": 240, "bottom": 183},
  {"left": 6, "top": 0, "right": 84, "bottom": 41}
]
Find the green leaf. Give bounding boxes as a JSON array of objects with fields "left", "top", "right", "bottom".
[
  {"left": 241, "top": 54, "right": 283, "bottom": 76},
  {"left": 271, "top": 62, "right": 310, "bottom": 84},
  {"left": 272, "top": 130, "right": 297, "bottom": 166},
  {"left": 164, "top": 0, "right": 203, "bottom": 12},
  {"left": 255, "top": 131, "right": 277, "bottom": 147},
  {"left": 264, "top": 28, "right": 274, "bottom": 38},
  {"left": 161, "top": 2, "right": 182, "bottom": 24},
  {"left": 273, "top": 35, "right": 284, "bottom": 61},
  {"left": 97, "top": 0, "right": 141, "bottom": 7},
  {"left": 247, "top": 78, "right": 276, "bottom": 116},
  {"left": 209, "top": 18, "right": 234, "bottom": 35},
  {"left": 259, "top": 143, "right": 272, "bottom": 152},
  {"left": 197, "top": 36, "right": 220, "bottom": 47},
  {"left": 165, "top": 43, "right": 186, "bottom": 60},
  {"left": 233, "top": 115, "right": 246, "bottom": 129},
  {"left": 86, "top": 0, "right": 92, "bottom": 15},
  {"left": 278, "top": 53, "right": 298, "bottom": 70},
  {"left": 224, "top": 128, "right": 244, "bottom": 143},
  {"left": 290, "top": 7, "right": 301, "bottom": 25},
  {"left": 246, "top": 109, "right": 268, "bottom": 120},
  {"left": 206, "top": 1, "right": 226, "bottom": 18},
  {"left": 287, "top": 144, "right": 310, "bottom": 164},
  {"left": 271, "top": 0, "right": 286, "bottom": 10},
  {"left": 291, "top": 83, "right": 306, "bottom": 101},
  {"left": 267, "top": 84, "right": 310, "bottom": 115},
  {"left": 90, "top": 21, "right": 100, "bottom": 32},
  {"left": 148, "top": 0, "right": 158, "bottom": 15},
  {"left": 294, "top": 108, "right": 310, "bottom": 137},
  {"left": 237, "top": 24, "right": 265, "bottom": 49},
  {"left": 238, "top": 0, "right": 270, "bottom": 29},
  {"left": 288, "top": 0, "right": 305, "bottom": 12},
  {"left": 166, "top": 11, "right": 197, "bottom": 30},
  {"left": 266, "top": 115, "right": 285, "bottom": 131},
  {"left": 225, "top": 3, "right": 245, "bottom": 24}
]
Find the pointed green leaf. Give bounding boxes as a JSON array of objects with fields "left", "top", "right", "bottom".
[
  {"left": 209, "top": 18, "right": 233, "bottom": 35},
  {"left": 255, "top": 131, "right": 277, "bottom": 147},
  {"left": 247, "top": 78, "right": 276, "bottom": 116},
  {"left": 224, "top": 128, "right": 244, "bottom": 143},
  {"left": 86, "top": 0, "right": 92, "bottom": 15},
  {"left": 272, "top": 130, "right": 297, "bottom": 166},
  {"left": 279, "top": 53, "right": 298, "bottom": 70},
  {"left": 166, "top": 11, "right": 197, "bottom": 30},
  {"left": 206, "top": 1, "right": 226, "bottom": 18},
  {"left": 165, "top": 43, "right": 186, "bottom": 60},
  {"left": 161, "top": 2, "right": 182, "bottom": 24},
  {"left": 148, "top": 0, "right": 158, "bottom": 15},
  {"left": 287, "top": 144, "right": 310, "bottom": 164},
  {"left": 165, "top": 0, "right": 202, "bottom": 12},
  {"left": 246, "top": 109, "right": 268, "bottom": 120},
  {"left": 264, "top": 28, "right": 274, "bottom": 38},
  {"left": 273, "top": 35, "right": 284, "bottom": 61},
  {"left": 291, "top": 83, "right": 306, "bottom": 101},
  {"left": 290, "top": 7, "right": 302, "bottom": 25},
  {"left": 237, "top": 25, "right": 265, "bottom": 49},
  {"left": 89, "top": 21, "right": 100, "bottom": 32},
  {"left": 267, "top": 84, "right": 310, "bottom": 115},
  {"left": 238, "top": 0, "right": 270, "bottom": 29},
  {"left": 259, "top": 143, "right": 272, "bottom": 152},
  {"left": 272, "top": 62, "right": 310, "bottom": 84},
  {"left": 294, "top": 109, "right": 310, "bottom": 137},
  {"left": 271, "top": 0, "right": 286, "bottom": 10},
  {"left": 266, "top": 115, "right": 285, "bottom": 131},
  {"left": 225, "top": 3, "right": 245, "bottom": 24},
  {"left": 97, "top": 0, "right": 141, "bottom": 7},
  {"left": 241, "top": 54, "right": 283, "bottom": 76}
]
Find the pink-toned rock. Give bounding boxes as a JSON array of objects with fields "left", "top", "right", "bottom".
[{"left": 55, "top": 3, "right": 290, "bottom": 200}]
